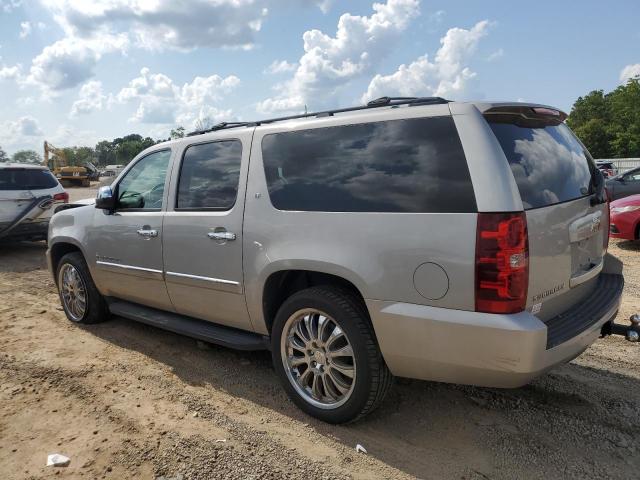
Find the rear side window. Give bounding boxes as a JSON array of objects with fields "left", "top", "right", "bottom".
[
  {"left": 177, "top": 140, "right": 242, "bottom": 210},
  {"left": 0, "top": 168, "right": 58, "bottom": 190},
  {"left": 487, "top": 117, "right": 595, "bottom": 210},
  {"left": 261, "top": 116, "right": 476, "bottom": 213}
]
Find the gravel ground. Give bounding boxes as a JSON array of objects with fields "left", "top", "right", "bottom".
[{"left": 0, "top": 211, "right": 638, "bottom": 479}]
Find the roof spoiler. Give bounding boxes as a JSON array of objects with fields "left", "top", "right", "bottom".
[{"left": 481, "top": 104, "right": 568, "bottom": 122}]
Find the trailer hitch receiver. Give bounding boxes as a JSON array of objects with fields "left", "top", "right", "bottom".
[{"left": 602, "top": 314, "right": 640, "bottom": 342}]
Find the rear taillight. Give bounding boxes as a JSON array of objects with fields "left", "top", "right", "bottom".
[
  {"left": 475, "top": 212, "right": 529, "bottom": 314},
  {"left": 53, "top": 192, "right": 69, "bottom": 203}
]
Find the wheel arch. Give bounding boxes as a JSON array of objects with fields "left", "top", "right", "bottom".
[
  {"left": 261, "top": 269, "right": 370, "bottom": 336},
  {"left": 49, "top": 239, "right": 86, "bottom": 285}
]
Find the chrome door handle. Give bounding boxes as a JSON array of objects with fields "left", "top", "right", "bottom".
[
  {"left": 137, "top": 228, "right": 158, "bottom": 238},
  {"left": 207, "top": 231, "right": 236, "bottom": 241}
]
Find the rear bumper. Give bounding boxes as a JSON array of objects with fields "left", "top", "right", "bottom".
[{"left": 366, "top": 273, "right": 624, "bottom": 388}]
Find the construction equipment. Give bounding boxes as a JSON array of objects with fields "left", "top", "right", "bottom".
[
  {"left": 43, "top": 141, "right": 92, "bottom": 187},
  {"left": 43, "top": 141, "right": 66, "bottom": 174}
]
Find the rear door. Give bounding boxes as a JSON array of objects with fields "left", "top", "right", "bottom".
[
  {"left": 162, "top": 132, "right": 253, "bottom": 331},
  {"left": 485, "top": 109, "right": 607, "bottom": 320}
]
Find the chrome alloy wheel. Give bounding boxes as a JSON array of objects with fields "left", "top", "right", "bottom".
[
  {"left": 58, "top": 264, "right": 87, "bottom": 321},
  {"left": 281, "top": 309, "right": 356, "bottom": 409}
]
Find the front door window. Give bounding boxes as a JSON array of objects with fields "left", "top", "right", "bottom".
[{"left": 117, "top": 150, "right": 171, "bottom": 210}]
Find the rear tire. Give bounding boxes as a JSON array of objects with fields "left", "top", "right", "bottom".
[
  {"left": 56, "top": 252, "right": 110, "bottom": 324},
  {"left": 271, "top": 286, "right": 392, "bottom": 423}
]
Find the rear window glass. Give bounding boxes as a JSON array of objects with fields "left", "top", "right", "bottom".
[
  {"left": 261, "top": 116, "right": 476, "bottom": 213},
  {"left": 0, "top": 168, "right": 58, "bottom": 190},
  {"left": 487, "top": 118, "right": 594, "bottom": 209}
]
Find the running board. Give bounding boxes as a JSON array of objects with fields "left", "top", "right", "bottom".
[{"left": 108, "top": 300, "right": 269, "bottom": 351}]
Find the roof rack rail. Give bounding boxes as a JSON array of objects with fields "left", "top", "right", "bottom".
[
  {"left": 187, "top": 121, "right": 252, "bottom": 136},
  {"left": 185, "top": 96, "right": 450, "bottom": 136}
]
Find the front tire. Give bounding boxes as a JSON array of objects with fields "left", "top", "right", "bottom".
[
  {"left": 271, "top": 286, "right": 392, "bottom": 423},
  {"left": 56, "top": 252, "right": 110, "bottom": 324}
]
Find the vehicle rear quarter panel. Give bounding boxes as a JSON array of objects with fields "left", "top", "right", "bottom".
[
  {"left": 243, "top": 107, "right": 478, "bottom": 335},
  {"left": 449, "top": 103, "right": 523, "bottom": 213}
]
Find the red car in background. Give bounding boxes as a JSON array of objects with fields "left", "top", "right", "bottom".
[{"left": 609, "top": 194, "right": 640, "bottom": 241}]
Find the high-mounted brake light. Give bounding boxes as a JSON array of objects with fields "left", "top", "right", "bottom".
[
  {"left": 532, "top": 107, "right": 560, "bottom": 116},
  {"left": 475, "top": 212, "right": 529, "bottom": 314},
  {"left": 53, "top": 192, "right": 69, "bottom": 203}
]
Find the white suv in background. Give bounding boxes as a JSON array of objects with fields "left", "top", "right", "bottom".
[{"left": 0, "top": 163, "right": 68, "bottom": 242}]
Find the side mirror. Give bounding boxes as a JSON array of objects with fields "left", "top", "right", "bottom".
[
  {"left": 95, "top": 186, "right": 116, "bottom": 211},
  {"left": 616, "top": 177, "right": 625, "bottom": 183}
]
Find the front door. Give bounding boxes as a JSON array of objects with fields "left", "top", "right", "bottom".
[
  {"left": 162, "top": 134, "right": 253, "bottom": 330},
  {"left": 89, "top": 149, "right": 174, "bottom": 310}
]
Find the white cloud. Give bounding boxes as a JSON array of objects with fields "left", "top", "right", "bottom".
[
  {"left": 316, "top": 0, "right": 333, "bottom": 13},
  {"left": 487, "top": 47, "right": 504, "bottom": 61},
  {"left": 1, "top": 0, "right": 21, "bottom": 13},
  {"left": 264, "top": 60, "right": 297, "bottom": 74},
  {"left": 18, "top": 21, "right": 44, "bottom": 39},
  {"left": 40, "top": 0, "right": 270, "bottom": 52},
  {"left": 0, "top": 64, "right": 22, "bottom": 80},
  {"left": 49, "top": 124, "right": 99, "bottom": 149},
  {"left": 0, "top": 117, "right": 100, "bottom": 155},
  {"left": 27, "top": 39, "right": 98, "bottom": 92},
  {"left": 428, "top": 10, "right": 445, "bottom": 24},
  {"left": 11, "top": 116, "right": 43, "bottom": 136},
  {"left": 19, "top": 21, "right": 31, "bottom": 39},
  {"left": 258, "top": 0, "right": 421, "bottom": 114},
  {"left": 25, "top": 34, "right": 128, "bottom": 93},
  {"left": 117, "top": 67, "right": 240, "bottom": 128},
  {"left": 361, "top": 20, "right": 490, "bottom": 102},
  {"left": 620, "top": 64, "right": 640, "bottom": 82},
  {"left": 0, "top": 116, "right": 44, "bottom": 150},
  {"left": 70, "top": 80, "right": 109, "bottom": 117},
  {"left": 17, "top": 1, "right": 333, "bottom": 95}
]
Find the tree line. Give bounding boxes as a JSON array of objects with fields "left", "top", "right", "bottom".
[
  {"left": 567, "top": 77, "right": 640, "bottom": 159},
  {"left": 1, "top": 79, "right": 638, "bottom": 167},
  {"left": 0, "top": 131, "right": 185, "bottom": 168}
]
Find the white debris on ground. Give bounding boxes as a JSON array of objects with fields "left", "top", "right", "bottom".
[{"left": 46, "top": 453, "right": 70, "bottom": 467}]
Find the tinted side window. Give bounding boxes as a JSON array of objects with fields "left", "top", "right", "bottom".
[
  {"left": 117, "top": 150, "right": 171, "bottom": 210},
  {"left": 624, "top": 168, "right": 640, "bottom": 182},
  {"left": 177, "top": 140, "right": 242, "bottom": 210},
  {"left": 0, "top": 169, "right": 58, "bottom": 190},
  {"left": 261, "top": 116, "right": 476, "bottom": 213},
  {"left": 488, "top": 119, "right": 595, "bottom": 209}
]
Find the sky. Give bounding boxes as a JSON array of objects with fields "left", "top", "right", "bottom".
[{"left": 0, "top": 0, "right": 638, "bottom": 156}]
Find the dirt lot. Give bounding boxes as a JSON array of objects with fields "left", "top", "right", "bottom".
[{"left": 0, "top": 194, "right": 639, "bottom": 479}]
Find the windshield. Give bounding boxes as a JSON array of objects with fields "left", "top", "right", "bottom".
[
  {"left": 0, "top": 168, "right": 59, "bottom": 191},
  {"left": 487, "top": 117, "right": 595, "bottom": 209}
]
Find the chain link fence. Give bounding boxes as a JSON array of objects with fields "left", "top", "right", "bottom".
[{"left": 595, "top": 158, "right": 640, "bottom": 174}]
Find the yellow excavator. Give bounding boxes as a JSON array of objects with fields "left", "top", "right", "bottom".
[{"left": 43, "top": 141, "right": 93, "bottom": 187}]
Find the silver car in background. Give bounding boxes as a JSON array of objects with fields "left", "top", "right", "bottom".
[
  {"left": 0, "top": 163, "right": 68, "bottom": 242},
  {"left": 46, "top": 97, "right": 626, "bottom": 423}
]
